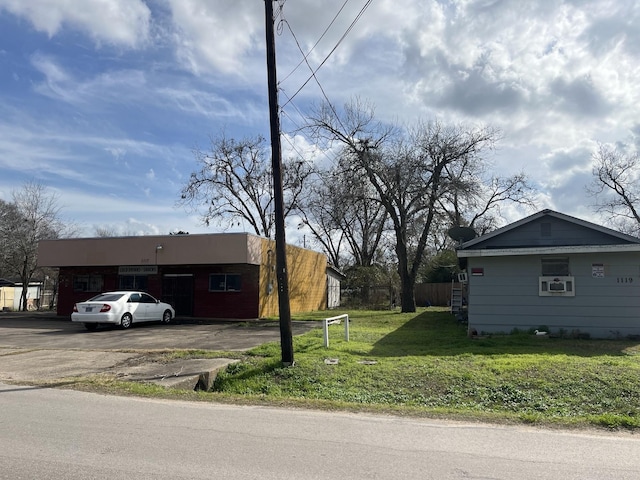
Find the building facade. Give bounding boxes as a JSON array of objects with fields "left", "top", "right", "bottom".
[
  {"left": 38, "top": 233, "right": 332, "bottom": 319},
  {"left": 457, "top": 210, "right": 640, "bottom": 338}
]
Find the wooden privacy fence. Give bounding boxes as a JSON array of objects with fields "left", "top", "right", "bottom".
[
  {"left": 415, "top": 283, "right": 461, "bottom": 307},
  {"left": 341, "top": 282, "right": 461, "bottom": 309}
]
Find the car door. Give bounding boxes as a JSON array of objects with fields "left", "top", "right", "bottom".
[
  {"left": 141, "top": 293, "right": 162, "bottom": 321},
  {"left": 127, "top": 293, "right": 144, "bottom": 320}
]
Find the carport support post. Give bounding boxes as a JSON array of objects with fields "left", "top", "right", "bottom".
[{"left": 264, "top": 0, "right": 294, "bottom": 366}]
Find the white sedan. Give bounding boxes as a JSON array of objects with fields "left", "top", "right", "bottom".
[{"left": 72, "top": 291, "right": 175, "bottom": 331}]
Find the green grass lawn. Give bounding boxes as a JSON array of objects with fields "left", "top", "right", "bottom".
[{"left": 212, "top": 308, "right": 640, "bottom": 429}]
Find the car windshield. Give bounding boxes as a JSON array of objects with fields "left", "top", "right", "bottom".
[{"left": 87, "top": 293, "right": 125, "bottom": 302}]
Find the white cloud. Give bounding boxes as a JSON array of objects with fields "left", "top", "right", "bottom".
[
  {"left": 0, "top": 0, "right": 151, "bottom": 47},
  {"left": 2, "top": 0, "right": 640, "bottom": 235},
  {"left": 166, "top": 0, "right": 263, "bottom": 77}
]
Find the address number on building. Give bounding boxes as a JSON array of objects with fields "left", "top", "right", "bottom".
[{"left": 617, "top": 277, "right": 634, "bottom": 284}]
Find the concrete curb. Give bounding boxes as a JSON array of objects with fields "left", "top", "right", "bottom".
[{"left": 113, "top": 358, "right": 239, "bottom": 391}]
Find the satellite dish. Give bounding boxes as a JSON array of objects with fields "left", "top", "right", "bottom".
[{"left": 448, "top": 226, "right": 477, "bottom": 243}]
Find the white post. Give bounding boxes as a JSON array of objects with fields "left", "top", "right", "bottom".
[
  {"left": 323, "top": 318, "right": 330, "bottom": 348},
  {"left": 323, "top": 314, "right": 349, "bottom": 348},
  {"left": 345, "top": 315, "right": 349, "bottom": 342}
]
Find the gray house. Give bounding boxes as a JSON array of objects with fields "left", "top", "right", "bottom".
[{"left": 456, "top": 209, "right": 640, "bottom": 338}]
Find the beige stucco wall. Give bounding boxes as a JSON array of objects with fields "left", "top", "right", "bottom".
[
  {"left": 259, "top": 239, "right": 328, "bottom": 318},
  {"left": 38, "top": 233, "right": 263, "bottom": 267}
]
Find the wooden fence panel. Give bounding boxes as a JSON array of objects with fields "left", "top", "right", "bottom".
[{"left": 415, "top": 283, "right": 460, "bottom": 307}]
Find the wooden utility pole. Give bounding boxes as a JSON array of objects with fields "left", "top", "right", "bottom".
[{"left": 264, "top": 0, "right": 294, "bottom": 366}]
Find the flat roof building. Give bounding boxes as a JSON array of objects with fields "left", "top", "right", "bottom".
[{"left": 38, "top": 233, "right": 335, "bottom": 319}]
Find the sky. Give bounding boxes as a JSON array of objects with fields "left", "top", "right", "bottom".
[{"left": 0, "top": 0, "right": 639, "bottom": 242}]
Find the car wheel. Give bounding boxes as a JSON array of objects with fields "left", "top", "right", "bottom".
[
  {"left": 84, "top": 323, "right": 99, "bottom": 331},
  {"left": 120, "top": 313, "right": 133, "bottom": 329},
  {"left": 161, "top": 310, "right": 172, "bottom": 324}
]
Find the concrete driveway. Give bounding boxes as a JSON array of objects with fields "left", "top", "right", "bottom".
[{"left": 0, "top": 312, "right": 319, "bottom": 389}]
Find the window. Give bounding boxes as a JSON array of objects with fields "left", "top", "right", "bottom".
[
  {"left": 73, "top": 275, "right": 104, "bottom": 293},
  {"left": 128, "top": 293, "right": 142, "bottom": 303},
  {"left": 119, "top": 275, "right": 148, "bottom": 291},
  {"left": 141, "top": 293, "right": 157, "bottom": 303},
  {"left": 209, "top": 274, "right": 242, "bottom": 292},
  {"left": 88, "top": 293, "right": 124, "bottom": 302},
  {"left": 540, "top": 258, "right": 574, "bottom": 296},
  {"left": 541, "top": 257, "right": 569, "bottom": 276}
]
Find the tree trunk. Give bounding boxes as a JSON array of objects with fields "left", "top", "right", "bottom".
[
  {"left": 399, "top": 271, "right": 417, "bottom": 313},
  {"left": 20, "top": 285, "right": 28, "bottom": 312}
]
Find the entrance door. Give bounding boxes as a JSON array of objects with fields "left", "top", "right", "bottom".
[{"left": 162, "top": 274, "right": 194, "bottom": 316}]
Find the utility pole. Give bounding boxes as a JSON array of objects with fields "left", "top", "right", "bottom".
[{"left": 264, "top": 0, "right": 294, "bottom": 366}]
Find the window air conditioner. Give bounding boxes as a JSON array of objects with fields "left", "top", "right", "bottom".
[{"left": 539, "top": 276, "right": 574, "bottom": 296}]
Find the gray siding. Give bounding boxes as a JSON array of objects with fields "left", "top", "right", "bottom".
[
  {"left": 467, "top": 253, "right": 640, "bottom": 338},
  {"left": 471, "top": 217, "right": 635, "bottom": 249}
]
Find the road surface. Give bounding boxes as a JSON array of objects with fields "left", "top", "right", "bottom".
[{"left": 0, "top": 382, "right": 638, "bottom": 479}]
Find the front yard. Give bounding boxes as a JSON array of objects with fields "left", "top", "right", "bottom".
[{"left": 211, "top": 308, "right": 640, "bottom": 429}]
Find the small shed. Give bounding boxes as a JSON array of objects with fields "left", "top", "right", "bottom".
[
  {"left": 326, "top": 265, "right": 346, "bottom": 309},
  {"left": 0, "top": 278, "right": 43, "bottom": 311},
  {"left": 0, "top": 278, "right": 15, "bottom": 311},
  {"left": 456, "top": 209, "right": 640, "bottom": 338}
]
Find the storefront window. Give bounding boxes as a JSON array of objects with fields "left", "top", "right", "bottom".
[
  {"left": 73, "top": 275, "right": 104, "bottom": 292},
  {"left": 119, "top": 275, "right": 148, "bottom": 291},
  {"left": 209, "top": 274, "right": 241, "bottom": 292}
]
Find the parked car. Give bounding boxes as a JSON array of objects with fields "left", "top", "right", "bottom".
[{"left": 72, "top": 291, "right": 175, "bottom": 331}]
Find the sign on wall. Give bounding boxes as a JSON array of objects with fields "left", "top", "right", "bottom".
[
  {"left": 591, "top": 263, "right": 605, "bottom": 278},
  {"left": 118, "top": 266, "right": 158, "bottom": 275}
]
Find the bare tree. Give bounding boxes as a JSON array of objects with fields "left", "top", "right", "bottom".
[
  {"left": 438, "top": 168, "right": 536, "bottom": 236},
  {"left": 297, "top": 159, "right": 388, "bottom": 270},
  {"left": 588, "top": 143, "right": 640, "bottom": 235},
  {"left": 179, "top": 133, "right": 313, "bottom": 238},
  {"left": 308, "top": 99, "right": 500, "bottom": 312},
  {"left": 295, "top": 174, "right": 346, "bottom": 268},
  {"left": 0, "top": 199, "right": 22, "bottom": 278},
  {"left": 3, "top": 182, "right": 68, "bottom": 311},
  {"left": 94, "top": 226, "right": 119, "bottom": 237}
]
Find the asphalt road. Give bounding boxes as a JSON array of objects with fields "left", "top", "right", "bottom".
[{"left": 1, "top": 383, "right": 639, "bottom": 480}]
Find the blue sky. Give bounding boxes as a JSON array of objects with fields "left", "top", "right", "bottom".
[{"left": 1, "top": 0, "right": 639, "bottom": 240}]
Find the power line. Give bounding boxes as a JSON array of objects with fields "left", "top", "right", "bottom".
[
  {"left": 278, "top": 0, "right": 351, "bottom": 85},
  {"left": 280, "top": 0, "right": 374, "bottom": 109}
]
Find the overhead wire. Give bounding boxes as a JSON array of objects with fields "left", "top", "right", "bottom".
[
  {"left": 280, "top": 0, "right": 374, "bottom": 110},
  {"left": 278, "top": 0, "right": 351, "bottom": 85},
  {"left": 272, "top": 0, "right": 377, "bottom": 185},
  {"left": 277, "top": 0, "right": 375, "bottom": 163}
]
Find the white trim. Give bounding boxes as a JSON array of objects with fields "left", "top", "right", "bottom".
[{"left": 457, "top": 243, "right": 640, "bottom": 258}]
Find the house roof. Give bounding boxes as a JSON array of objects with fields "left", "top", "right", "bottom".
[
  {"left": 457, "top": 209, "right": 640, "bottom": 258},
  {"left": 0, "top": 278, "right": 16, "bottom": 287},
  {"left": 327, "top": 264, "right": 347, "bottom": 278}
]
